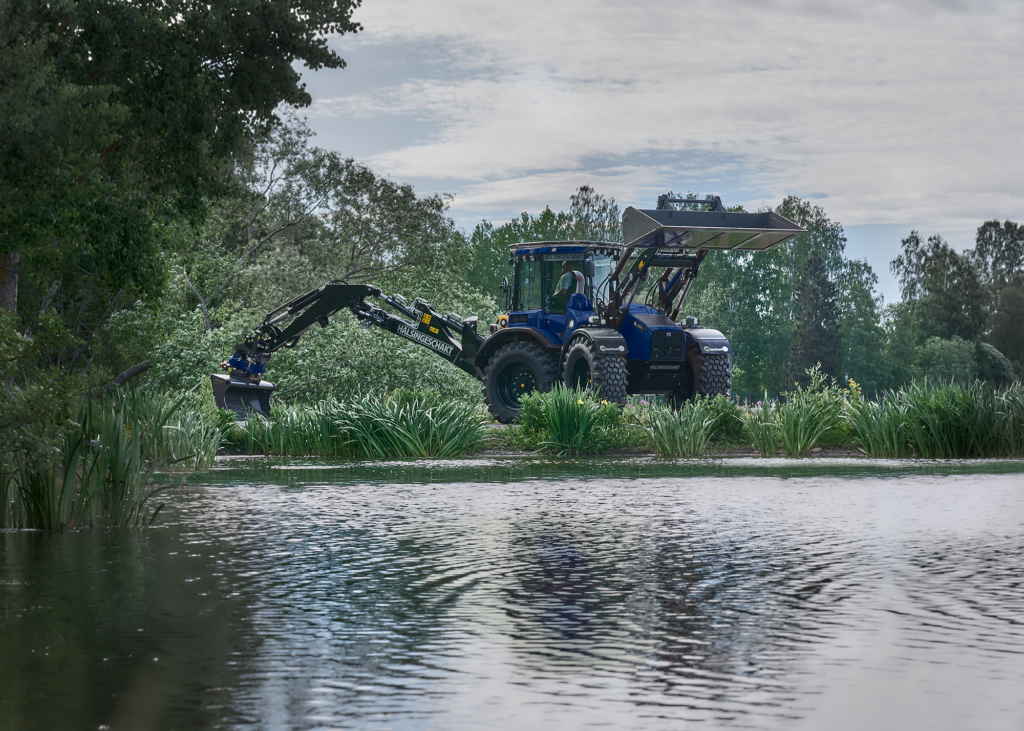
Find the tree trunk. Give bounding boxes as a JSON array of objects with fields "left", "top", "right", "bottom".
[{"left": 0, "top": 251, "right": 19, "bottom": 314}]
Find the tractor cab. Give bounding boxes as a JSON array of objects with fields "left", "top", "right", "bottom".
[{"left": 499, "top": 242, "right": 621, "bottom": 347}]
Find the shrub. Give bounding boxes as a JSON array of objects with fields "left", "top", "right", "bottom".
[{"left": 706, "top": 394, "right": 743, "bottom": 440}]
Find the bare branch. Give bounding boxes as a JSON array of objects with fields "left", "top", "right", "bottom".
[{"left": 183, "top": 266, "right": 212, "bottom": 331}]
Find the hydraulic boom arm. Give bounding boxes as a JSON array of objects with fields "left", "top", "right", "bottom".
[{"left": 213, "top": 282, "right": 485, "bottom": 418}]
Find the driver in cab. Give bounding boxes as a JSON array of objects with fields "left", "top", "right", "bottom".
[{"left": 553, "top": 260, "right": 577, "bottom": 299}]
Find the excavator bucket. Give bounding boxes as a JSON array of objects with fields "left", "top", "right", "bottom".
[{"left": 211, "top": 374, "right": 275, "bottom": 420}]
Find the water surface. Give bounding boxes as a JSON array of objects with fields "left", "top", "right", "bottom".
[{"left": 3, "top": 458, "right": 1023, "bottom": 730}]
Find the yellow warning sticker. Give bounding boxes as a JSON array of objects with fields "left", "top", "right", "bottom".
[
  {"left": 429, "top": 326, "right": 439, "bottom": 334},
  {"left": 421, "top": 313, "right": 432, "bottom": 325}
]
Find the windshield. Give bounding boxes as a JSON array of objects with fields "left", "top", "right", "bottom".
[{"left": 513, "top": 253, "right": 617, "bottom": 313}]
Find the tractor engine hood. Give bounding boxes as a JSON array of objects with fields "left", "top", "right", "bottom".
[{"left": 622, "top": 207, "right": 806, "bottom": 251}]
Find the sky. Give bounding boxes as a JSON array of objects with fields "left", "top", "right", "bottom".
[{"left": 297, "top": 0, "right": 1024, "bottom": 303}]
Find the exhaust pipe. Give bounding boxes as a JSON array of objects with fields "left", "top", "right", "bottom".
[{"left": 211, "top": 374, "right": 275, "bottom": 420}]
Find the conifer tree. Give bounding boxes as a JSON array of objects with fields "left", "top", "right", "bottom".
[{"left": 785, "top": 250, "right": 840, "bottom": 387}]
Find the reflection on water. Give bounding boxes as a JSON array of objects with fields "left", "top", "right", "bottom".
[{"left": 2, "top": 459, "right": 1024, "bottom": 730}]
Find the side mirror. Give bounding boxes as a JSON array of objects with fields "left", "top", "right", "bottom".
[
  {"left": 584, "top": 258, "right": 596, "bottom": 278},
  {"left": 499, "top": 276, "right": 509, "bottom": 293}
]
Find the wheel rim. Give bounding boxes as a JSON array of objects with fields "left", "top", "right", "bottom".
[
  {"left": 567, "top": 354, "right": 591, "bottom": 390},
  {"left": 496, "top": 361, "right": 538, "bottom": 409}
]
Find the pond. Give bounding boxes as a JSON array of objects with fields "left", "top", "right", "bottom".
[{"left": 3, "top": 458, "right": 1024, "bottom": 730}]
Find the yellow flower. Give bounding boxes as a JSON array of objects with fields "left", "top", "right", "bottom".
[
  {"left": 602, "top": 400, "right": 608, "bottom": 405},
  {"left": 577, "top": 399, "right": 584, "bottom": 405}
]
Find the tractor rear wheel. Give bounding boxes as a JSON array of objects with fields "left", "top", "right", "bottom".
[
  {"left": 670, "top": 344, "right": 732, "bottom": 407},
  {"left": 562, "top": 340, "right": 628, "bottom": 405},
  {"left": 483, "top": 341, "right": 558, "bottom": 423}
]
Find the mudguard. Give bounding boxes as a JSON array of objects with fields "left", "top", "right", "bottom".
[
  {"left": 685, "top": 327, "right": 732, "bottom": 357},
  {"left": 562, "top": 328, "right": 629, "bottom": 359},
  {"left": 476, "top": 326, "right": 560, "bottom": 370}
]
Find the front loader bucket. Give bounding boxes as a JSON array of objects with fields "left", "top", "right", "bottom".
[{"left": 212, "top": 374, "right": 275, "bottom": 420}]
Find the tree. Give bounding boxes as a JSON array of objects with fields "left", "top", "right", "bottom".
[
  {"left": 785, "top": 250, "right": 840, "bottom": 387},
  {"left": 890, "top": 231, "right": 985, "bottom": 342},
  {"left": 467, "top": 186, "right": 621, "bottom": 297},
  {"left": 974, "top": 219, "right": 1024, "bottom": 290},
  {"left": 837, "top": 259, "right": 889, "bottom": 394},
  {"left": 916, "top": 336, "right": 977, "bottom": 382},
  {"left": 0, "top": 0, "right": 361, "bottom": 372},
  {"left": 986, "top": 286, "right": 1024, "bottom": 378}
]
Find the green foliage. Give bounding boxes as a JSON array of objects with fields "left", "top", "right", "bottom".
[
  {"left": 0, "top": 390, "right": 184, "bottom": 529},
  {"left": 847, "top": 381, "right": 1024, "bottom": 459},
  {"left": 706, "top": 394, "right": 743, "bottom": 440},
  {"left": 516, "top": 386, "right": 633, "bottom": 455},
  {"left": 846, "top": 398, "right": 912, "bottom": 458},
  {"left": 891, "top": 231, "right": 985, "bottom": 342},
  {"left": 467, "top": 186, "right": 621, "bottom": 296},
  {"left": 130, "top": 386, "right": 235, "bottom": 471},
  {"left": 916, "top": 336, "right": 977, "bottom": 382},
  {"left": 786, "top": 250, "right": 840, "bottom": 385},
  {"left": 741, "top": 402, "right": 782, "bottom": 457},
  {"left": 740, "top": 366, "right": 847, "bottom": 457},
  {"left": 2, "top": 1, "right": 362, "bottom": 375},
  {"left": 985, "top": 287, "right": 1024, "bottom": 379},
  {"left": 0, "top": 311, "right": 81, "bottom": 473},
  {"left": 237, "top": 392, "right": 487, "bottom": 459},
  {"left": 646, "top": 398, "right": 718, "bottom": 458},
  {"left": 976, "top": 342, "right": 1017, "bottom": 386}
]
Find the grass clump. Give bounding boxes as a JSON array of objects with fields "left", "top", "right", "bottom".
[
  {"left": 0, "top": 390, "right": 185, "bottom": 530},
  {"left": 337, "top": 392, "right": 485, "bottom": 458},
  {"left": 848, "top": 380, "right": 1024, "bottom": 459},
  {"left": 515, "top": 386, "right": 638, "bottom": 455},
  {"left": 646, "top": 397, "right": 718, "bottom": 457},
  {"left": 741, "top": 401, "right": 782, "bottom": 457},
  {"left": 237, "top": 390, "right": 486, "bottom": 459}
]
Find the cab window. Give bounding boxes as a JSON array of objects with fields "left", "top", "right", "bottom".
[{"left": 515, "top": 260, "right": 542, "bottom": 311}]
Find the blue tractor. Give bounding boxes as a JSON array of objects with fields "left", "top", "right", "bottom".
[{"left": 212, "top": 196, "right": 805, "bottom": 421}]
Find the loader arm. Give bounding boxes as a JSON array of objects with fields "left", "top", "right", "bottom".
[{"left": 213, "top": 282, "right": 484, "bottom": 419}]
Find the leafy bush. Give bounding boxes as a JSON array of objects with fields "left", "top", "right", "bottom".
[
  {"left": 916, "top": 336, "right": 977, "bottom": 383},
  {"left": 706, "top": 394, "right": 743, "bottom": 440}
]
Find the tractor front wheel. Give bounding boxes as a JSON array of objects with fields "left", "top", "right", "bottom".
[
  {"left": 483, "top": 342, "right": 558, "bottom": 423},
  {"left": 562, "top": 340, "right": 628, "bottom": 405},
  {"left": 670, "top": 344, "right": 732, "bottom": 407}
]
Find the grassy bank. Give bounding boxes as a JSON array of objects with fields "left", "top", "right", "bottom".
[{"left": 5, "top": 377, "right": 1022, "bottom": 530}]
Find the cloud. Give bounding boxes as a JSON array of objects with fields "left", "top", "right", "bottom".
[{"left": 305, "top": 0, "right": 1024, "bottom": 245}]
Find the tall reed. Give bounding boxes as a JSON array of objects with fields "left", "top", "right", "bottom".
[
  {"left": 237, "top": 393, "right": 486, "bottom": 459},
  {"left": 2, "top": 390, "right": 183, "bottom": 529},
  {"left": 337, "top": 393, "right": 486, "bottom": 458},
  {"left": 847, "top": 380, "right": 1024, "bottom": 459},
  {"left": 646, "top": 398, "right": 718, "bottom": 458},
  {"left": 742, "top": 402, "right": 781, "bottom": 457}
]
